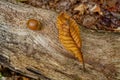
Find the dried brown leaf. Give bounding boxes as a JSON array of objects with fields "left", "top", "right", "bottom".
[
  {"left": 74, "top": 4, "right": 87, "bottom": 15},
  {"left": 90, "top": 5, "right": 103, "bottom": 15},
  {"left": 57, "top": 12, "right": 85, "bottom": 69}
]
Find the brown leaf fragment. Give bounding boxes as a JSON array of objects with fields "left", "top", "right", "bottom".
[
  {"left": 90, "top": 4, "right": 103, "bottom": 15},
  {"left": 74, "top": 4, "right": 87, "bottom": 15},
  {"left": 107, "top": 0, "right": 117, "bottom": 8},
  {"left": 57, "top": 12, "right": 85, "bottom": 70}
]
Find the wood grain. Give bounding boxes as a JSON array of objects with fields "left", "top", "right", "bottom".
[{"left": 0, "top": 0, "right": 120, "bottom": 80}]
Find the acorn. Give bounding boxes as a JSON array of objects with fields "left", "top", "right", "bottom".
[{"left": 27, "top": 19, "right": 41, "bottom": 30}]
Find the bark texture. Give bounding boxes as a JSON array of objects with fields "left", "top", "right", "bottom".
[{"left": 0, "top": 0, "right": 120, "bottom": 80}]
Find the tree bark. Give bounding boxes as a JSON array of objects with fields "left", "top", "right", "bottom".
[{"left": 0, "top": 0, "right": 120, "bottom": 80}]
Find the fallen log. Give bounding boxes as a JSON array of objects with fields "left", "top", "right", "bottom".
[{"left": 0, "top": 0, "right": 120, "bottom": 80}]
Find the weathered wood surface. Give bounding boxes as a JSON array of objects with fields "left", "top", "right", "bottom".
[{"left": 0, "top": 0, "right": 120, "bottom": 80}]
